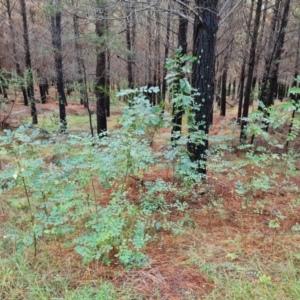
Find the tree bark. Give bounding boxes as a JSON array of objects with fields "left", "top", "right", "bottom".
[
  {"left": 6, "top": 0, "right": 28, "bottom": 106},
  {"left": 125, "top": 3, "right": 134, "bottom": 89},
  {"left": 237, "top": 0, "right": 255, "bottom": 123},
  {"left": 221, "top": 43, "right": 233, "bottom": 117},
  {"left": 20, "top": 0, "right": 37, "bottom": 124},
  {"left": 72, "top": 8, "right": 86, "bottom": 106},
  {"left": 37, "top": 70, "right": 48, "bottom": 104},
  {"left": 232, "top": 78, "right": 236, "bottom": 100},
  {"left": 187, "top": 0, "right": 218, "bottom": 176},
  {"left": 227, "top": 80, "right": 231, "bottom": 97},
  {"left": 253, "top": 0, "right": 268, "bottom": 89},
  {"left": 259, "top": 0, "right": 281, "bottom": 108},
  {"left": 146, "top": 0, "right": 152, "bottom": 86},
  {"left": 154, "top": 9, "right": 161, "bottom": 104},
  {"left": 220, "top": 65, "right": 227, "bottom": 116},
  {"left": 240, "top": 0, "right": 263, "bottom": 141},
  {"left": 161, "top": 1, "right": 171, "bottom": 101},
  {"left": 105, "top": 16, "right": 110, "bottom": 118},
  {"left": 171, "top": 0, "right": 189, "bottom": 141},
  {"left": 265, "top": 0, "right": 291, "bottom": 108},
  {"left": 50, "top": 0, "right": 67, "bottom": 132},
  {"left": 95, "top": 3, "right": 107, "bottom": 135}
]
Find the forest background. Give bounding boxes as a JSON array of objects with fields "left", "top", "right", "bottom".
[{"left": 1, "top": 0, "right": 300, "bottom": 299}]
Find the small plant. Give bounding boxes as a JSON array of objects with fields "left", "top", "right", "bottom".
[
  {"left": 268, "top": 218, "right": 280, "bottom": 229},
  {"left": 226, "top": 252, "right": 238, "bottom": 261},
  {"left": 165, "top": 47, "right": 197, "bottom": 121},
  {"left": 0, "top": 80, "right": 197, "bottom": 268},
  {"left": 259, "top": 274, "right": 272, "bottom": 284},
  {"left": 117, "top": 86, "right": 166, "bottom": 144},
  {"left": 291, "top": 223, "right": 300, "bottom": 232},
  {"left": 74, "top": 192, "right": 150, "bottom": 267}
]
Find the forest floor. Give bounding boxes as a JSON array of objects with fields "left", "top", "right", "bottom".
[{"left": 1, "top": 88, "right": 300, "bottom": 299}]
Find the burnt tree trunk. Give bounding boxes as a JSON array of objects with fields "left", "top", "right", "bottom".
[
  {"left": 227, "top": 80, "right": 231, "bottom": 97},
  {"left": 37, "top": 69, "right": 47, "bottom": 104},
  {"left": 237, "top": 0, "right": 255, "bottom": 123},
  {"left": 265, "top": 0, "right": 291, "bottom": 109},
  {"left": 171, "top": 0, "right": 189, "bottom": 141},
  {"left": 146, "top": 0, "right": 152, "bottom": 86},
  {"left": 232, "top": 79, "right": 236, "bottom": 100},
  {"left": 125, "top": 3, "right": 134, "bottom": 89},
  {"left": 250, "top": 76, "right": 257, "bottom": 104},
  {"left": 254, "top": 0, "right": 268, "bottom": 88},
  {"left": 221, "top": 44, "right": 232, "bottom": 117},
  {"left": 105, "top": 16, "right": 110, "bottom": 118},
  {"left": 187, "top": 0, "right": 218, "bottom": 176},
  {"left": 161, "top": 1, "right": 171, "bottom": 101},
  {"left": 259, "top": 0, "right": 281, "bottom": 108},
  {"left": 73, "top": 10, "right": 86, "bottom": 106},
  {"left": 153, "top": 9, "right": 162, "bottom": 104},
  {"left": 240, "top": 0, "right": 263, "bottom": 141},
  {"left": 95, "top": 4, "right": 107, "bottom": 135},
  {"left": 20, "top": 0, "right": 37, "bottom": 124},
  {"left": 6, "top": 0, "right": 28, "bottom": 106},
  {"left": 50, "top": 0, "right": 67, "bottom": 132},
  {"left": 220, "top": 65, "right": 227, "bottom": 116}
]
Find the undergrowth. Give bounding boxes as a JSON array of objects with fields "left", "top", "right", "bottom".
[{"left": 1, "top": 55, "right": 300, "bottom": 299}]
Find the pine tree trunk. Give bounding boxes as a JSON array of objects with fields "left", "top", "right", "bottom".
[
  {"left": 232, "top": 79, "right": 236, "bottom": 100},
  {"left": 146, "top": 0, "right": 152, "bottom": 87},
  {"left": 253, "top": 0, "right": 268, "bottom": 89},
  {"left": 221, "top": 44, "right": 232, "bottom": 117},
  {"left": 187, "top": 0, "right": 218, "bottom": 176},
  {"left": 171, "top": 0, "right": 189, "bottom": 141},
  {"left": 154, "top": 9, "right": 161, "bottom": 104},
  {"left": 72, "top": 10, "right": 86, "bottom": 106},
  {"left": 240, "top": 0, "right": 263, "bottom": 141},
  {"left": 50, "top": 0, "right": 67, "bottom": 132},
  {"left": 20, "top": 0, "right": 37, "bottom": 124},
  {"left": 7, "top": 0, "right": 28, "bottom": 106},
  {"left": 161, "top": 1, "right": 171, "bottom": 101},
  {"left": 237, "top": 0, "right": 255, "bottom": 123},
  {"left": 95, "top": 3, "right": 107, "bottom": 135},
  {"left": 227, "top": 80, "right": 231, "bottom": 97},
  {"left": 126, "top": 3, "right": 134, "bottom": 89},
  {"left": 220, "top": 66, "right": 227, "bottom": 116},
  {"left": 105, "top": 16, "right": 110, "bottom": 118},
  {"left": 265, "top": 0, "right": 291, "bottom": 108},
  {"left": 259, "top": 0, "right": 281, "bottom": 108}
]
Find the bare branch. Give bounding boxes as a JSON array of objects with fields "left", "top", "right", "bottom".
[{"left": 219, "top": 0, "right": 243, "bottom": 26}]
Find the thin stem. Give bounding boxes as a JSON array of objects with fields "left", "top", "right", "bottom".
[
  {"left": 21, "top": 175, "right": 37, "bottom": 257},
  {"left": 91, "top": 178, "right": 99, "bottom": 224}
]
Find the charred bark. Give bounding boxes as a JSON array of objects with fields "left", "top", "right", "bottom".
[
  {"left": 20, "top": 0, "right": 37, "bottom": 124},
  {"left": 95, "top": 4, "right": 107, "bottom": 135},
  {"left": 240, "top": 0, "right": 263, "bottom": 141},
  {"left": 161, "top": 1, "right": 171, "bottom": 101},
  {"left": 171, "top": 0, "right": 189, "bottom": 142},
  {"left": 6, "top": 0, "right": 28, "bottom": 106},
  {"left": 187, "top": 0, "right": 218, "bottom": 175},
  {"left": 50, "top": 0, "right": 67, "bottom": 132},
  {"left": 237, "top": 0, "right": 255, "bottom": 123}
]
